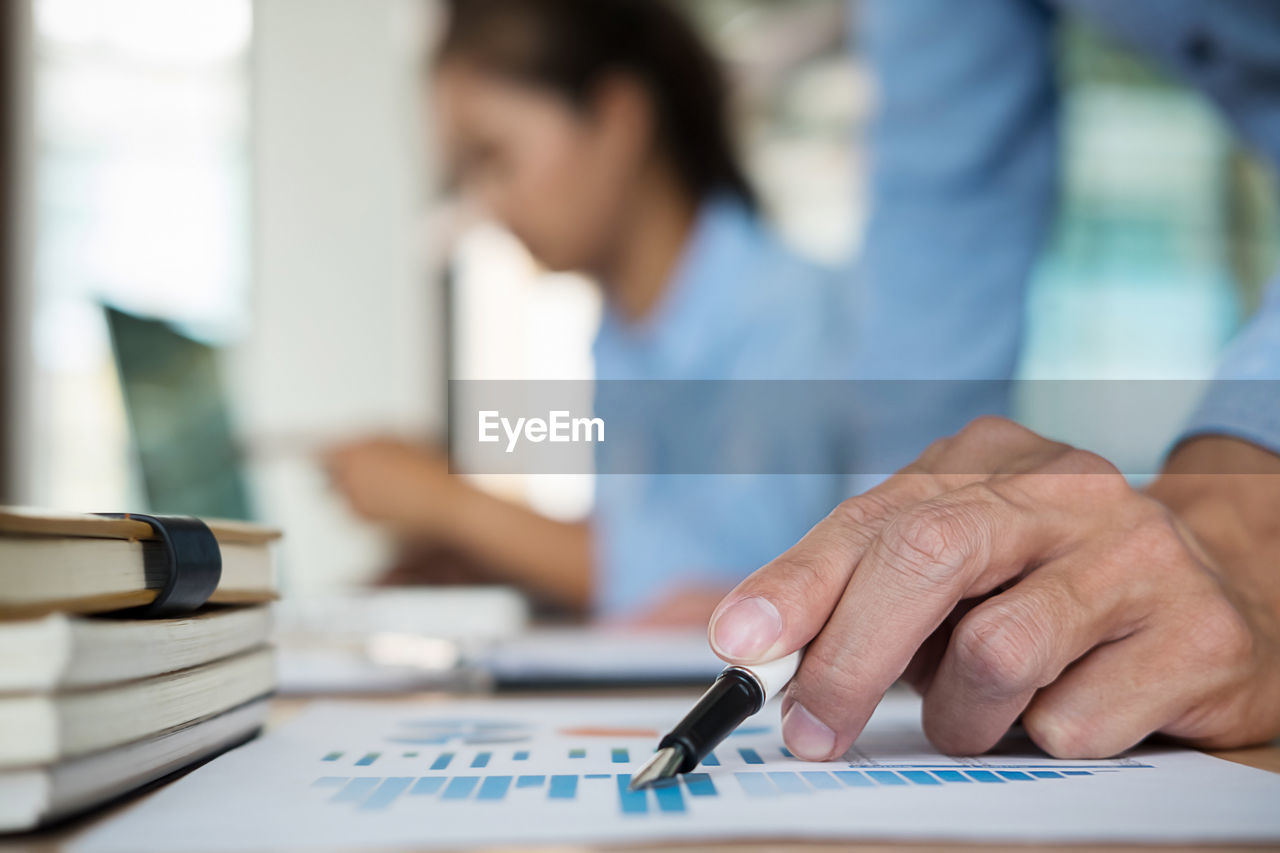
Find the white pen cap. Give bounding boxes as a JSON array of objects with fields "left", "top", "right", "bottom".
[{"left": 727, "top": 649, "right": 803, "bottom": 705}]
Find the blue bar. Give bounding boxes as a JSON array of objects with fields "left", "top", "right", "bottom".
[
  {"left": 901, "top": 771, "right": 942, "bottom": 785},
  {"left": 1031, "top": 770, "right": 1064, "bottom": 779},
  {"left": 738, "top": 748, "right": 765, "bottom": 765},
  {"left": 996, "top": 771, "right": 1034, "bottom": 781},
  {"left": 780, "top": 747, "right": 794, "bottom": 759},
  {"left": 322, "top": 751, "right": 342, "bottom": 762},
  {"left": 768, "top": 772, "right": 809, "bottom": 793},
  {"left": 1062, "top": 770, "right": 1093, "bottom": 776},
  {"left": 442, "top": 776, "right": 480, "bottom": 799},
  {"left": 833, "top": 771, "right": 875, "bottom": 787},
  {"left": 569, "top": 748, "right": 586, "bottom": 759},
  {"left": 410, "top": 777, "right": 445, "bottom": 795},
  {"left": 654, "top": 782, "right": 686, "bottom": 813},
  {"left": 513, "top": 750, "right": 530, "bottom": 761},
  {"left": 477, "top": 776, "right": 512, "bottom": 801},
  {"left": 516, "top": 775, "right": 545, "bottom": 788},
  {"left": 354, "top": 752, "right": 380, "bottom": 766},
  {"left": 964, "top": 770, "right": 1005, "bottom": 784},
  {"left": 431, "top": 753, "right": 454, "bottom": 771},
  {"left": 471, "top": 752, "right": 491, "bottom": 768},
  {"left": 361, "top": 777, "right": 413, "bottom": 811},
  {"left": 867, "top": 770, "right": 909, "bottom": 786},
  {"left": 332, "top": 777, "right": 380, "bottom": 804},
  {"left": 549, "top": 775, "right": 578, "bottom": 799},
  {"left": 801, "top": 771, "right": 841, "bottom": 790},
  {"left": 612, "top": 748, "right": 630, "bottom": 764},
  {"left": 312, "top": 776, "right": 348, "bottom": 788},
  {"left": 684, "top": 773, "right": 717, "bottom": 797},
  {"left": 701, "top": 752, "right": 720, "bottom": 767},
  {"left": 585, "top": 773, "right": 609, "bottom": 779},
  {"left": 735, "top": 772, "right": 776, "bottom": 797},
  {"left": 932, "top": 770, "right": 971, "bottom": 783},
  {"left": 616, "top": 775, "right": 649, "bottom": 814}
]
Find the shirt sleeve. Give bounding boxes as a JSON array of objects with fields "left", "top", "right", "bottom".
[
  {"left": 850, "top": 0, "right": 1061, "bottom": 475},
  {"left": 1178, "top": 273, "right": 1280, "bottom": 456}
]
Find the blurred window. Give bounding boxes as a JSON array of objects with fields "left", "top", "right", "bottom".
[
  {"left": 1018, "top": 22, "right": 1280, "bottom": 473},
  {"left": 30, "top": 0, "right": 251, "bottom": 509}
]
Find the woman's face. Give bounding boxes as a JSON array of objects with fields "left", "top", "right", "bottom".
[{"left": 435, "top": 62, "right": 648, "bottom": 273}]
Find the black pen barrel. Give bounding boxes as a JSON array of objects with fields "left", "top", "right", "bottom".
[{"left": 657, "top": 668, "right": 765, "bottom": 773}]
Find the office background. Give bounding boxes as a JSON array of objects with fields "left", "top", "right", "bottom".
[{"left": 1, "top": 0, "right": 1276, "bottom": 593}]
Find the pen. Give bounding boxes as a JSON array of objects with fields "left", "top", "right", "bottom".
[{"left": 629, "top": 650, "right": 803, "bottom": 791}]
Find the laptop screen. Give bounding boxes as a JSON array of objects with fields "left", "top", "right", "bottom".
[{"left": 105, "top": 305, "right": 253, "bottom": 521}]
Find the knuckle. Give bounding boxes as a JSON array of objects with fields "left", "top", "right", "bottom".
[
  {"left": 1189, "top": 601, "right": 1255, "bottom": 665},
  {"left": 879, "top": 512, "right": 957, "bottom": 587},
  {"left": 950, "top": 608, "right": 1043, "bottom": 696},
  {"left": 878, "top": 502, "right": 981, "bottom": 589},
  {"left": 1124, "top": 510, "right": 1191, "bottom": 572},
  {"left": 830, "top": 492, "right": 897, "bottom": 531},
  {"left": 1058, "top": 448, "right": 1126, "bottom": 482},
  {"left": 918, "top": 435, "right": 954, "bottom": 466},
  {"left": 960, "top": 415, "right": 1027, "bottom": 442}
]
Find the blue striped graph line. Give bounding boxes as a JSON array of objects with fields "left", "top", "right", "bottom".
[
  {"left": 318, "top": 764, "right": 1136, "bottom": 811},
  {"left": 855, "top": 763, "right": 1151, "bottom": 770}
]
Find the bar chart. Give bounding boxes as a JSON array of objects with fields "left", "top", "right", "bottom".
[{"left": 310, "top": 736, "right": 1154, "bottom": 816}]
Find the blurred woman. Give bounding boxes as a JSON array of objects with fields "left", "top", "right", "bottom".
[{"left": 328, "top": 0, "right": 850, "bottom": 623}]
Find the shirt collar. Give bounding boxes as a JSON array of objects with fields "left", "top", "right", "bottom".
[{"left": 595, "top": 193, "right": 760, "bottom": 377}]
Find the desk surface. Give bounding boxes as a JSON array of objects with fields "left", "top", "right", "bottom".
[{"left": 9, "top": 692, "right": 1280, "bottom": 853}]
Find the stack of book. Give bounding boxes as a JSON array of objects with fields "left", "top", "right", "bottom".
[{"left": 0, "top": 508, "right": 280, "bottom": 832}]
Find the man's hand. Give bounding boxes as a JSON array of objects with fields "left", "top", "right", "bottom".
[
  {"left": 707, "top": 417, "right": 1280, "bottom": 760},
  {"left": 325, "top": 438, "right": 458, "bottom": 535}
]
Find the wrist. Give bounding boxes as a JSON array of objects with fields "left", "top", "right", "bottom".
[{"left": 1147, "top": 436, "right": 1280, "bottom": 613}]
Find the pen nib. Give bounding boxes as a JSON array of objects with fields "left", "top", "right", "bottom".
[{"left": 628, "top": 746, "right": 685, "bottom": 792}]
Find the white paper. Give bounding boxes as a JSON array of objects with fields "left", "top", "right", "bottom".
[{"left": 74, "top": 692, "right": 1280, "bottom": 850}]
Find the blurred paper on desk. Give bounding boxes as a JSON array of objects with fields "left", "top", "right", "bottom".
[
  {"left": 477, "top": 627, "right": 723, "bottom": 688},
  {"left": 273, "top": 587, "right": 528, "bottom": 695}
]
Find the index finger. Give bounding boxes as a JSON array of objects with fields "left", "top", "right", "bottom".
[
  {"left": 707, "top": 470, "right": 942, "bottom": 664},
  {"left": 782, "top": 482, "right": 1066, "bottom": 760},
  {"left": 707, "top": 417, "right": 1059, "bottom": 667}
]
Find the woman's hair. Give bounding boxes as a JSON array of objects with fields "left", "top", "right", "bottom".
[{"left": 436, "top": 0, "right": 757, "bottom": 210}]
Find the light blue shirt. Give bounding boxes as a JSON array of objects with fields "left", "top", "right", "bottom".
[
  {"left": 856, "top": 0, "right": 1280, "bottom": 468},
  {"left": 590, "top": 196, "right": 852, "bottom": 616}
]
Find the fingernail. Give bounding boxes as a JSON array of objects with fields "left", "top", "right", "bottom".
[
  {"left": 782, "top": 702, "right": 836, "bottom": 761},
  {"left": 709, "top": 596, "right": 782, "bottom": 661}
]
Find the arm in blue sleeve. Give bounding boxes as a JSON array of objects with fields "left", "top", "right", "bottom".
[
  {"left": 850, "top": 0, "right": 1061, "bottom": 474},
  {"left": 1178, "top": 273, "right": 1280, "bottom": 456}
]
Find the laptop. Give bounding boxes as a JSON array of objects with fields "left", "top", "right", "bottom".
[{"left": 104, "top": 305, "right": 253, "bottom": 521}]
